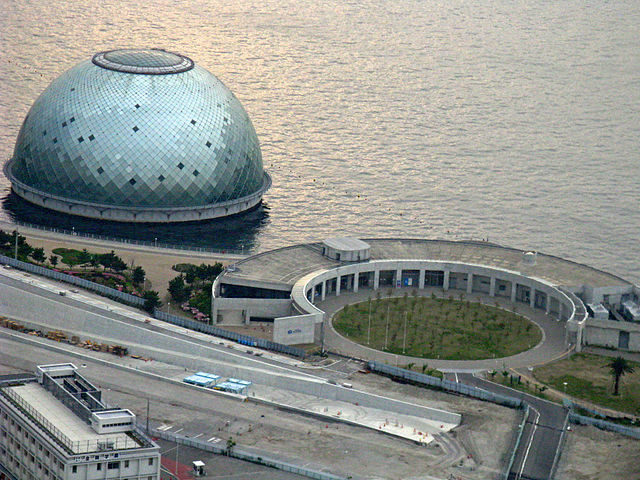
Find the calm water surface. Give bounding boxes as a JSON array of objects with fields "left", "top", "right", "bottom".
[{"left": 1, "top": 0, "right": 638, "bottom": 282}]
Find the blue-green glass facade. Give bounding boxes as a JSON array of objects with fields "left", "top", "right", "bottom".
[{"left": 7, "top": 49, "right": 267, "bottom": 211}]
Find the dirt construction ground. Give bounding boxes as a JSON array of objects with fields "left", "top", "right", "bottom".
[
  {"left": 1, "top": 334, "right": 519, "bottom": 480},
  {"left": 554, "top": 424, "right": 640, "bottom": 480}
]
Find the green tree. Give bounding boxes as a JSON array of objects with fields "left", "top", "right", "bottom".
[
  {"left": 111, "top": 256, "right": 127, "bottom": 273},
  {"left": 49, "top": 254, "right": 58, "bottom": 267},
  {"left": 142, "top": 290, "right": 161, "bottom": 313},
  {"left": 89, "top": 254, "right": 99, "bottom": 270},
  {"left": 168, "top": 275, "right": 191, "bottom": 303},
  {"left": 184, "top": 268, "right": 197, "bottom": 284},
  {"left": 62, "top": 255, "right": 78, "bottom": 270},
  {"left": 226, "top": 436, "right": 236, "bottom": 455},
  {"left": 13, "top": 231, "right": 33, "bottom": 260},
  {"left": 77, "top": 248, "right": 92, "bottom": 269},
  {"left": 608, "top": 356, "right": 635, "bottom": 396},
  {"left": 132, "top": 266, "right": 146, "bottom": 285},
  {"left": 0, "top": 230, "right": 11, "bottom": 249},
  {"left": 30, "top": 247, "right": 46, "bottom": 264}
]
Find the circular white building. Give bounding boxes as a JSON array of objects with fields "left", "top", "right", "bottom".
[{"left": 4, "top": 48, "right": 270, "bottom": 223}]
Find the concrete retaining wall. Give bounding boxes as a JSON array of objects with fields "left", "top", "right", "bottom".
[
  {"left": 584, "top": 318, "right": 640, "bottom": 352},
  {"left": 274, "top": 314, "right": 317, "bottom": 345},
  {"left": 213, "top": 297, "right": 292, "bottom": 324}
]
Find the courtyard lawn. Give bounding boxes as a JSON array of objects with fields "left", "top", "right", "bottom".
[
  {"left": 332, "top": 294, "right": 541, "bottom": 360},
  {"left": 533, "top": 353, "right": 640, "bottom": 416}
]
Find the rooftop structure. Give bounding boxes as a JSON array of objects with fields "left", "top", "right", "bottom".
[
  {"left": 213, "top": 238, "right": 640, "bottom": 352},
  {"left": 4, "top": 48, "right": 270, "bottom": 223},
  {"left": 0, "top": 364, "right": 159, "bottom": 480}
]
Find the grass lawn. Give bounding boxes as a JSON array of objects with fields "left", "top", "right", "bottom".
[
  {"left": 533, "top": 353, "right": 640, "bottom": 415},
  {"left": 332, "top": 295, "right": 541, "bottom": 360},
  {"left": 51, "top": 247, "right": 88, "bottom": 266}
]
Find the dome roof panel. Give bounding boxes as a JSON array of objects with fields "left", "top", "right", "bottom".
[{"left": 6, "top": 49, "right": 269, "bottom": 222}]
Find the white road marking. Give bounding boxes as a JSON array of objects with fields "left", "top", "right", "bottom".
[
  {"left": 173, "top": 428, "right": 184, "bottom": 434},
  {"left": 207, "top": 436, "right": 218, "bottom": 442},
  {"left": 157, "top": 424, "right": 172, "bottom": 431},
  {"left": 193, "top": 433, "right": 203, "bottom": 438},
  {"left": 518, "top": 406, "right": 540, "bottom": 480},
  {"left": 454, "top": 372, "right": 459, "bottom": 383}
]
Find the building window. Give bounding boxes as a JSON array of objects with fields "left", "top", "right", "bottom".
[
  {"left": 107, "top": 461, "right": 119, "bottom": 470},
  {"left": 72, "top": 465, "right": 77, "bottom": 473},
  {"left": 124, "top": 460, "right": 129, "bottom": 468},
  {"left": 96, "top": 463, "right": 102, "bottom": 471},
  {"left": 148, "top": 458, "right": 154, "bottom": 466}
]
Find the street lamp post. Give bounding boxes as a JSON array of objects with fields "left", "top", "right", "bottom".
[
  {"left": 384, "top": 304, "right": 390, "bottom": 350},
  {"left": 402, "top": 311, "right": 408, "bottom": 354},
  {"left": 154, "top": 237, "right": 157, "bottom": 248}
]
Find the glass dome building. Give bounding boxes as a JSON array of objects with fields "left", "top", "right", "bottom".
[{"left": 4, "top": 48, "right": 271, "bottom": 223}]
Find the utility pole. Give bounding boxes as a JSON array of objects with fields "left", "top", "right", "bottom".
[
  {"left": 146, "top": 398, "right": 150, "bottom": 433},
  {"left": 14, "top": 231, "right": 18, "bottom": 259}
]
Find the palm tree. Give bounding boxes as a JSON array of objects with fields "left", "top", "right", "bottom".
[{"left": 607, "top": 356, "right": 635, "bottom": 396}]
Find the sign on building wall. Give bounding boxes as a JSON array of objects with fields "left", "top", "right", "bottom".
[{"left": 273, "top": 314, "right": 317, "bottom": 345}]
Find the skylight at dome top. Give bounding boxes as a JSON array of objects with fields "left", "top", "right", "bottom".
[{"left": 4, "top": 48, "right": 271, "bottom": 223}]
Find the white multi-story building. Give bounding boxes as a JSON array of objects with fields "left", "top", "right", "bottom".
[{"left": 0, "top": 364, "right": 160, "bottom": 480}]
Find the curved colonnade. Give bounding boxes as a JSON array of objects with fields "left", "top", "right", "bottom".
[{"left": 291, "top": 259, "right": 587, "bottom": 353}]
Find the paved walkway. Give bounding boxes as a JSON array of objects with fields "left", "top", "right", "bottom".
[{"left": 317, "top": 287, "right": 570, "bottom": 371}]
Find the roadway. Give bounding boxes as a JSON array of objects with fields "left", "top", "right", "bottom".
[{"left": 455, "top": 373, "right": 568, "bottom": 480}]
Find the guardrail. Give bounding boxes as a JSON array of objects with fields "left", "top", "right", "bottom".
[
  {"left": 148, "top": 426, "right": 348, "bottom": 480},
  {"left": 368, "top": 361, "right": 524, "bottom": 408}
]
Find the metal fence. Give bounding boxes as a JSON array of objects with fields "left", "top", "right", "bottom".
[
  {"left": 503, "top": 404, "right": 530, "bottom": 480},
  {"left": 6, "top": 219, "right": 246, "bottom": 255},
  {"left": 368, "top": 361, "right": 524, "bottom": 408},
  {"left": 153, "top": 309, "right": 307, "bottom": 358},
  {"left": 149, "top": 426, "right": 348, "bottom": 480},
  {"left": 569, "top": 412, "right": 640, "bottom": 439},
  {"left": 549, "top": 413, "right": 570, "bottom": 479},
  {"left": 0, "top": 254, "right": 145, "bottom": 307}
]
